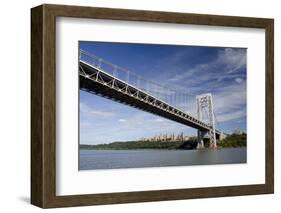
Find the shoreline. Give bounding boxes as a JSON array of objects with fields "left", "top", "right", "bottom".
[
  {"left": 80, "top": 146, "right": 246, "bottom": 151},
  {"left": 80, "top": 134, "right": 247, "bottom": 150}
]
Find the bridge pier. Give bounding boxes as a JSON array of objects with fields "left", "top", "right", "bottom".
[
  {"left": 197, "top": 130, "right": 206, "bottom": 149},
  {"left": 197, "top": 129, "right": 218, "bottom": 149},
  {"left": 209, "top": 128, "right": 217, "bottom": 148}
]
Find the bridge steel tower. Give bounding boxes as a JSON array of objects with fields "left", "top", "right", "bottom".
[{"left": 196, "top": 93, "right": 217, "bottom": 148}]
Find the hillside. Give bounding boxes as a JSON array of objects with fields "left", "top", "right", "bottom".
[
  {"left": 217, "top": 133, "right": 247, "bottom": 147},
  {"left": 80, "top": 138, "right": 198, "bottom": 150}
]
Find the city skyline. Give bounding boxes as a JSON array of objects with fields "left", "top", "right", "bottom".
[{"left": 79, "top": 41, "right": 247, "bottom": 145}]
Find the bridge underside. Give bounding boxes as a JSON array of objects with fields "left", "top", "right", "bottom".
[{"left": 80, "top": 61, "right": 221, "bottom": 138}]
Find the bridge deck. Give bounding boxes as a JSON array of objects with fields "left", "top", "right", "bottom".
[{"left": 79, "top": 60, "right": 221, "bottom": 135}]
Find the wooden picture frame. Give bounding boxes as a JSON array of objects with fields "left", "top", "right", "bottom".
[{"left": 31, "top": 4, "right": 274, "bottom": 208}]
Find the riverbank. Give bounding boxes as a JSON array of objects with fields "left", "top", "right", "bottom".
[
  {"left": 80, "top": 139, "right": 197, "bottom": 150},
  {"left": 80, "top": 133, "right": 246, "bottom": 150}
]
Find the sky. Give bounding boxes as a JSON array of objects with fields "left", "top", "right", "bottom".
[{"left": 79, "top": 41, "right": 247, "bottom": 145}]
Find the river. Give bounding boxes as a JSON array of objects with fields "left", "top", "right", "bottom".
[{"left": 79, "top": 147, "right": 246, "bottom": 170}]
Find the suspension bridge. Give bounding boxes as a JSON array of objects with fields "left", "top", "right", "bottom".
[{"left": 79, "top": 50, "right": 224, "bottom": 148}]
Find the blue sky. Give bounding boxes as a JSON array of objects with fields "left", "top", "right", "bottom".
[{"left": 79, "top": 42, "right": 247, "bottom": 145}]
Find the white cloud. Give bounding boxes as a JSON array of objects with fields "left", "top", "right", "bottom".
[
  {"left": 152, "top": 118, "right": 165, "bottom": 122},
  {"left": 235, "top": 78, "right": 243, "bottom": 84},
  {"left": 119, "top": 118, "right": 126, "bottom": 122},
  {"left": 90, "top": 110, "right": 114, "bottom": 117}
]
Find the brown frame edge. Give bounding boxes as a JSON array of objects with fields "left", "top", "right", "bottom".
[{"left": 31, "top": 4, "right": 274, "bottom": 208}]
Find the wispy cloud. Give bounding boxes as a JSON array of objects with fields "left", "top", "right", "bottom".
[
  {"left": 216, "top": 108, "right": 246, "bottom": 123},
  {"left": 211, "top": 80, "right": 246, "bottom": 126},
  {"left": 217, "top": 48, "right": 246, "bottom": 74},
  {"left": 235, "top": 78, "right": 244, "bottom": 84},
  {"left": 152, "top": 118, "right": 165, "bottom": 122},
  {"left": 168, "top": 48, "right": 246, "bottom": 85},
  {"left": 90, "top": 110, "right": 115, "bottom": 117},
  {"left": 161, "top": 48, "right": 247, "bottom": 126}
]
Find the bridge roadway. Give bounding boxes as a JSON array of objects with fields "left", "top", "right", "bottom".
[{"left": 79, "top": 60, "right": 221, "bottom": 137}]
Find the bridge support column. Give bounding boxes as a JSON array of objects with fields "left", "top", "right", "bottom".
[
  {"left": 209, "top": 128, "right": 217, "bottom": 148},
  {"left": 197, "top": 130, "right": 206, "bottom": 149}
]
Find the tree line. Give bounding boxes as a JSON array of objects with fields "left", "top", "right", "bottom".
[{"left": 80, "top": 133, "right": 246, "bottom": 150}]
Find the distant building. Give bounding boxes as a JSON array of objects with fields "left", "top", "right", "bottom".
[
  {"left": 233, "top": 129, "right": 246, "bottom": 135},
  {"left": 140, "top": 132, "right": 190, "bottom": 142}
]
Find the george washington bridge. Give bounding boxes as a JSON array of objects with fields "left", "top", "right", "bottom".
[{"left": 79, "top": 50, "right": 224, "bottom": 148}]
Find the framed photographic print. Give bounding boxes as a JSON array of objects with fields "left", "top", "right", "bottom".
[{"left": 31, "top": 4, "right": 274, "bottom": 208}]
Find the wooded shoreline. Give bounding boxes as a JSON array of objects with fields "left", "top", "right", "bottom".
[{"left": 80, "top": 134, "right": 247, "bottom": 150}]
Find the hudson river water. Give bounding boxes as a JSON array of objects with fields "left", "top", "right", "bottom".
[{"left": 79, "top": 147, "right": 246, "bottom": 170}]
